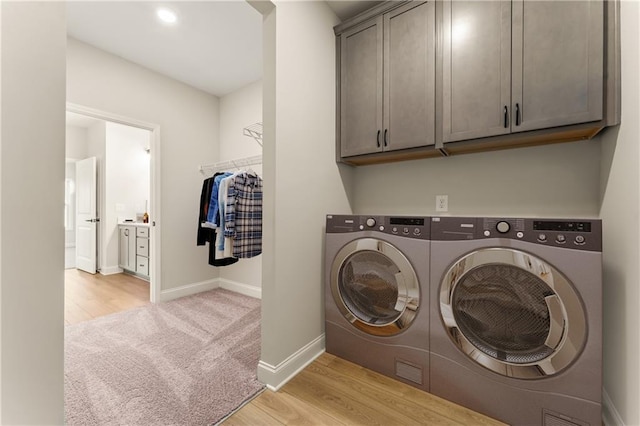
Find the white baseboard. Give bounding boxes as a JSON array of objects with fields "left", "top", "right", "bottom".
[
  {"left": 159, "top": 278, "right": 220, "bottom": 302},
  {"left": 603, "top": 388, "right": 625, "bottom": 426},
  {"left": 100, "top": 266, "right": 124, "bottom": 275},
  {"left": 219, "top": 278, "right": 262, "bottom": 299},
  {"left": 257, "top": 334, "right": 325, "bottom": 391}
]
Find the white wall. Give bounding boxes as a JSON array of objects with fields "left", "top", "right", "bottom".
[
  {"left": 258, "top": 1, "right": 354, "bottom": 388},
  {"left": 0, "top": 2, "right": 66, "bottom": 423},
  {"left": 66, "top": 124, "right": 88, "bottom": 159},
  {"left": 600, "top": 2, "right": 640, "bottom": 425},
  {"left": 67, "top": 37, "right": 220, "bottom": 293},
  {"left": 352, "top": 138, "right": 601, "bottom": 217},
  {"left": 218, "top": 80, "right": 263, "bottom": 292},
  {"left": 103, "top": 122, "right": 151, "bottom": 273}
]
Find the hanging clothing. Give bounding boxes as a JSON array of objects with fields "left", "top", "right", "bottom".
[
  {"left": 206, "top": 172, "right": 233, "bottom": 226},
  {"left": 197, "top": 175, "right": 238, "bottom": 267},
  {"left": 217, "top": 172, "right": 238, "bottom": 251},
  {"left": 224, "top": 171, "right": 263, "bottom": 258},
  {"left": 208, "top": 230, "right": 238, "bottom": 267},
  {"left": 198, "top": 168, "right": 262, "bottom": 266},
  {"left": 197, "top": 175, "right": 215, "bottom": 245}
]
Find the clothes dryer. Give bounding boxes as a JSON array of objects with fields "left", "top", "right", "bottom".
[
  {"left": 430, "top": 217, "right": 602, "bottom": 426},
  {"left": 325, "top": 214, "right": 430, "bottom": 391}
]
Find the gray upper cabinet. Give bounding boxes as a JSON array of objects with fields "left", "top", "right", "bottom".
[
  {"left": 441, "top": 1, "right": 512, "bottom": 143},
  {"left": 340, "top": 17, "right": 383, "bottom": 157},
  {"left": 339, "top": 1, "right": 436, "bottom": 158},
  {"left": 511, "top": 0, "right": 603, "bottom": 133},
  {"left": 442, "top": 0, "right": 604, "bottom": 144}
]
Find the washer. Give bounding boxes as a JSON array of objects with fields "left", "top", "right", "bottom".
[
  {"left": 430, "top": 217, "right": 602, "bottom": 426},
  {"left": 325, "top": 214, "right": 430, "bottom": 391}
]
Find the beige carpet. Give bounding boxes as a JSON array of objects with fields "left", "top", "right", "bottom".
[{"left": 65, "top": 289, "right": 263, "bottom": 425}]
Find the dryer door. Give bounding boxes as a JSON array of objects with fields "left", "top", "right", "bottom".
[
  {"left": 440, "top": 248, "right": 586, "bottom": 379},
  {"left": 331, "top": 238, "right": 419, "bottom": 336}
]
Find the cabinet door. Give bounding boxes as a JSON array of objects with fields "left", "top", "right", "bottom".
[
  {"left": 127, "top": 228, "right": 136, "bottom": 271},
  {"left": 119, "top": 227, "right": 129, "bottom": 268},
  {"left": 511, "top": 0, "right": 603, "bottom": 132},
  {"left": 441, "top": 0, "right": 512, "bottom": 143},
  {"left": 119, "top": 226, "right": 136, "bottom": 270},
  {"left": 340, "top": 16, "right": 383, "bottom": 157},
  {"left": 383, "top": 1, "right": 435, "bottom": 151}
]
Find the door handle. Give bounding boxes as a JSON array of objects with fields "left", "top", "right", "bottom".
[
  {"left": 85, "top": 218, "right": 100, "bottom": 223},
  {"left": 515, "top": 103, "right": 521, "bottom": 126},
  {"left": 376, "top": 130, "right": 381, "bottom": 148},
  {"left": 503, "top": 106, "right": 509, "bottom": 128},
  {"left": 383, "top": 129, "right": 388, "bottom": 147}
]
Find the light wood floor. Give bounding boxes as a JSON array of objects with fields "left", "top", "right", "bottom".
[
  {"left": 64, "top": 268, "right": 150, "bottom": 325},
  {"left": 224, "top": 352, "right": 506, "bottom": 426}
]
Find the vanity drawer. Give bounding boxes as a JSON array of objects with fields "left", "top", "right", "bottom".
[
  {"left": 136, "top": 237, "right": 149, "bottom": 257},
  {"left": 136, "top": 226, "right": 149, "bottom": 238},
  {"left": 136, "top": 255, "right": 149, "bottom": 276}
]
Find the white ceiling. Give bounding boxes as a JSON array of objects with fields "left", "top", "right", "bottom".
[
  {"left": 66, "top": 1, "right": 382, "bottom": 99},
  {"left": 66, "top": 1, "right": 263, "bottom": 97}
]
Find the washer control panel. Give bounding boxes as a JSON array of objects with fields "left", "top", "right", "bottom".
[
  {"left": 326, "top": 215, "right": 430, "bottom": 240},
  {"left": 431, "top": 217, "right": 601, "bottom": 251}
]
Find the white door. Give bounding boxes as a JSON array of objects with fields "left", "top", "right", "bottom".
[{"left": 75, "top": 157, "right": 98, "bottom": 274}]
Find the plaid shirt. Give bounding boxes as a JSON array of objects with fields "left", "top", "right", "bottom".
[{"left": 224, "top": 172, "right": 262, "bottom": 258}]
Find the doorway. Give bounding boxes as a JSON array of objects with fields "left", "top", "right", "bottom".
[{"left": 65, "top": 105, "right": 161, "bottom": 311}]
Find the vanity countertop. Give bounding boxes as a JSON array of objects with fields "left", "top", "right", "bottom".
[{"left": 119, "top": 221, "right": 150, "bottom": 227}]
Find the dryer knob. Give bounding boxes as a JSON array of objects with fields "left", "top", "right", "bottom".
[
  {"left": 496, "top": 221, "right": 511, "bottom": 234},
  {"left": 365, "top": 218, "right": 376, "bottom": 228}
]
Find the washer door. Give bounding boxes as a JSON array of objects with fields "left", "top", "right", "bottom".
[
  {"left": 440, "top": 248, "right": 586, "bottom": 379},
  {"left": 331, "top": 238, "right": 419, "bottom": 336}
]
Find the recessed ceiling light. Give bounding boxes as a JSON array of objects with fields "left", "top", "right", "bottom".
[{"left": 156, "top": 7, "right": 177, "bottom": 25}]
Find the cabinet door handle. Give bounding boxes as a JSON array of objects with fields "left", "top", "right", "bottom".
[
  {"left": 383, "top": 129, "right": 388, "bottom": 147},
  {"left": 376, "top": 130, "right": 381, "bottom": 148},
  {"left": 503, "top": 106, "right": 509, "bottom": 128},
  {"left": 124, "top": 229, "right": 129, "bottom": 236},
  {"left": 515, "top": 103, "right": 521, "bottom": 126}
]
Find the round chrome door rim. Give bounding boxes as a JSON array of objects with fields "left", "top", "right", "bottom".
[
  {"left": 439, "top": 247, "right": 586, "bottom": 379},
  {"left": 331, "top": 238, "right": 420, "bottom": 336}
]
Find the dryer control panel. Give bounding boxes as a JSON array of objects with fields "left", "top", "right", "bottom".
[
  {"left": 326, "top": 215, "right": 430, "bottom": 240},
  {"left": 431, "top": 217, "right": 602, "bottom": 251}
]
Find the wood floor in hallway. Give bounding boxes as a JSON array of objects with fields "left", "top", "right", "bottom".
[
  {"left": 224, "top": 352, "right": 506, "bottom": 426},
  {"left": 64, "top": 268, "right": 150, "bottom": 325}
]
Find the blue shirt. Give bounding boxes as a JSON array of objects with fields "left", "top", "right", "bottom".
[{"left": 206, "top": 172, "right": 232, "bottom": 225}]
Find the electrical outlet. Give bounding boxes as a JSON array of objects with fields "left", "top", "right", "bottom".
[{"left": 436, "top": 195, "right": 448, "bottom": 212}]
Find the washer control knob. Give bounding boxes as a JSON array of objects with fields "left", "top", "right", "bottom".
[
  {"left": 496, "top": 221, "right": 510, "bottom": 234},
  {"left": 379, "top": 225, "right": 384, "bottom": 231},
  {"left": 556, "top": 234, "right": 566, "bottom": 243},
  {"left": 365, "top": 218, "right": 376, "bottom": 228},
  {"left": 483, "top": 230, "right": 491, "bottom": 237},
  {"left": 538, "top": 234, "right": 547, "bottom": 242},
  {"left": 516, "top": 232, "right": 524, "bottom": 239},
  {"left": 575, "top": 235, "right": 585, "bottom": 244}
]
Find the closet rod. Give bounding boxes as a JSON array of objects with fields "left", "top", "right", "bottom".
[{"left": 198, "top": 154, "right": 262, "bottom": 176}]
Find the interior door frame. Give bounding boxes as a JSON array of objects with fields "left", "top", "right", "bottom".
[{"left": 67, "top": 102, "right": 162, "bottom": 303}]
